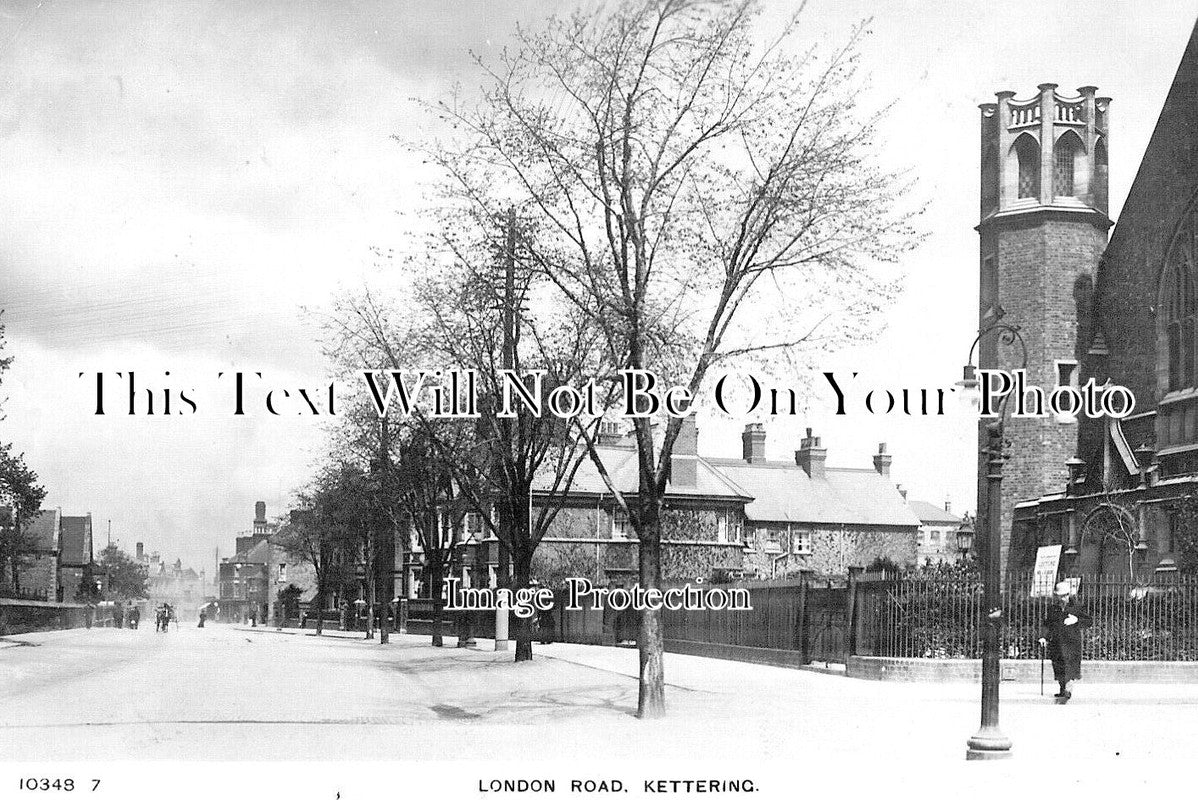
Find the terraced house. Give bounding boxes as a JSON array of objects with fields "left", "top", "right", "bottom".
[{"left": 528, "top": 420, "right": 921, "bottom": 585}]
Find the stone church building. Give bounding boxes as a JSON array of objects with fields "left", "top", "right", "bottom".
[{"left": 985, "top": 21, "right": 1198, "bottom": 579}]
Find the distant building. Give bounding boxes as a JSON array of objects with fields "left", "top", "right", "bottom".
[
  {"left": 218, "top": 502, "right": 317, "bottom": 622},
  {"left": 909, "top": 500, "right": 964, "bottom": 565},
  {"left": 137, "top": 543, "right": 204, "bottom": 618},
  {"left": 0, "top": 507, "right": 60, "bottom": 600},
  {"left": 58, "top": 514, "right": 94, "bottom": 602}
]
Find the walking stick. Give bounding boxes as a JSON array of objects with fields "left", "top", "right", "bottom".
[{"left": 1040, "top": 641, "right": 1045, "bottom": 696}]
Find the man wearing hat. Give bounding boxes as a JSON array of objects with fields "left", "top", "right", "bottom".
[{"left": 1039, "top": 580, "right": 1091, "bottom": 704}]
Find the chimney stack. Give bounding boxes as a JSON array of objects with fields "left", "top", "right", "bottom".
[
  {"left": 796, "top": 428, "right": 827, "bottom": 479},
  {"left": 671, "top": 416, "right": 698, "bottom": 487},
  {"left": 741, "top": 423, "right": 767, "bottom": 463},
  {"left": 254, "top": 501, "right": 266, "bottom": 524},
  {"left": 873, "top": 443, "right": 892, "bottom": 477},
  {"left": 945, "top": 499, "right": 953, "bottom": 514},
  {"left": 136, "top": 542, "right": 144, "bottom": 560}
]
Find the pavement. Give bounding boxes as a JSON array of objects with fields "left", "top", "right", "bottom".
[{"left": 1, "top": 621, "right": 1197, "bottom": 770}]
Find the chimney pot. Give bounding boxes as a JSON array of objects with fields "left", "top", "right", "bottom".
[
  {"left": 873, "top": 444, "right": 892, "bottom": 477},
  {"left": 671, "top": 416, "right": 698, "bottom": 487},
  {"left": 796, "top": 428, "right": 827, "bottom": 479},
  {"left": 741, "top": 423, "right": 767, "bottom": 463}
]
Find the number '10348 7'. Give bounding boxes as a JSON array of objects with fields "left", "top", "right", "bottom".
[{"left": 18, "top": 778, "right": 79, "bottom": 791}]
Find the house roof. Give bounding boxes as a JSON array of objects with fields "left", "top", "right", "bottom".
[
  {"left": 907, "top": 500, "right": 961, "bottom": 525},
  {"left": 534, "top": 445, "right": 752, "bottom": 502},
  {"left": 709, "top": 459, "right": 921, "bottom": 528},
  {"left": 533, "top": 436, "right": 919, "bottom": 528},
  {"left": 241, "top": 540, "right": 272, "bottom": 564},
  {"left": 59, "top": 515, "right": 93, "bottom": 566},
  {"left": 25, "top": 509, "right": 61, "bottom": 550}
]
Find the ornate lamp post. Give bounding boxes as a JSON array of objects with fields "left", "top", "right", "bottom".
[
  {"left": 957, "top": 313, "right": 1027, "bottom": 761},
  {"left": 956, "top": 517, "right": 975, "bottom": 560}
]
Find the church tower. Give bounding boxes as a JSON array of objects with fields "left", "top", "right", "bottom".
[{"left": 977, "top": 85, "right": 1112, "bottom": 572}]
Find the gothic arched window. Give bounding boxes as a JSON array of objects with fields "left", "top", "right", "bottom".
[
  {"left": 1015, "top": 135, "right": 1039, "bottom": 199},
  {"left": 1162, "top": 234, "right": 1197, "bottom": 391},
  {"left": 1054, "top": 132, "right": 1081, "bottom": 196},
  {"left": 1095, "top": 138, "right": 1109, "bottom": 209}
]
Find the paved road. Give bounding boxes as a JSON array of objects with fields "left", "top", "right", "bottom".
[{"left": 4, "top": 622, "right": 1198, "bottom": 767}]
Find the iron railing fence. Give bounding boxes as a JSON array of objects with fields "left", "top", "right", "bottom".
[
  {"left": 0, "top": 586, "right": 50, "bottom": 602},
  {"left": 662, "top": 579, "right": 849, "bottom": 662},
  {"left": 856, "top": 572, "right": 1198, "bottom": 661}
]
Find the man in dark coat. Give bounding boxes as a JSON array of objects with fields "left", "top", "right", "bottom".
[{"left": 1039, "top": 580, "right": 1091, "bottom": 704}]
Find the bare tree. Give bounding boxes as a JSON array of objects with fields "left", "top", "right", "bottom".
[
  {"left": 388, "top": 418, "right": 462, "bottom": 647},
  {"left": 420, "top": 0, "right": 919, "bottom": 716},
  {"left": 321, "top": 224, "right": 611, "bottom": 661},
  {"left": 281, "top": 464, "right": 365, "bottom": 635}
]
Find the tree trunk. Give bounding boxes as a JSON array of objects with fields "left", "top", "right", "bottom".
[
  {"left": 430, "top": 560, "right": 444, "bottom": 647},
  {"left": 513, "top": 542, "right": 533, "bottom": 662},
  {"left": 315, "top": 586, "right": 325, "bottom": 635},
  {"left": 365, "top": 563, "right": 376, "bottom": 640},
  {"left": 637, "top": 499, "right": 666, "bottom": 718}
]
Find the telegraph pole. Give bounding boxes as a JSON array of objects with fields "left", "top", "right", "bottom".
[
  {"left": 493, "top": 207, "right": 519, "bottom": 652},
  {"left": 265, "top": 526, "right": 274, "bottom": 628},
  {"left": 377, "top": 416, "right": 392, "bottom": 644}
]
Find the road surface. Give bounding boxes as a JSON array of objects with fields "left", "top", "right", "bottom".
[{"left": 3, "top": 622, "right": 1198, "bottom": 764}]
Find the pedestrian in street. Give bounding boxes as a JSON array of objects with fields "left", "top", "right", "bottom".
[
  {"left": 1039, "top": 580, "right": 1092, "bottom": 704},
  {"left": 198, "top": 608, "right": 206, "bottom": 628},
  {"left": 128, "top": 606, "right": 140, "bottom": 630}
]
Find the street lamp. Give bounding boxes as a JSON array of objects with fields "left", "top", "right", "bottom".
[
  {"left": 956, "top": 518, "right": 975, "bottom": 558},
  {"left": 957, "top": 312, "right": 1027, "bottom": 761},
  {"left": 354, "top": 597, "right": 366, "bottom": 632}
]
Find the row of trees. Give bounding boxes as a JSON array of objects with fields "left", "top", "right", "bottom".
[
  {"left": 0, "top": 312, "right": 49, "bottom": 597},
  {"left": 3, "top": 313, "right": 148, "bottom": 605},
  {"left": 290, "top": 0, "right": 916, "bottom": 718}
]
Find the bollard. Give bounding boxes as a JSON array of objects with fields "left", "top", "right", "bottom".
[{"left": 494, "top": 606, "right": 509, "bottom": 651}]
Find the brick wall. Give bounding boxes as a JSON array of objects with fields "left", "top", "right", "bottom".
[
  {"left": 744, "top": 524, "right": 917, "bottom": 577},
  {"left": 58, "top": 567, "right": 85, "bottom": 603},
  {"left": 16, "top": 553, "right": 58, "bottom": 600},
  {"left": 980, "top": 215, "right": 1107, "bottom": 572}
]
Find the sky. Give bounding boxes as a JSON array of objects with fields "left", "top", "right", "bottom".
[{"left": 1, "top": 0, "right": 1196, "bottom": 574}]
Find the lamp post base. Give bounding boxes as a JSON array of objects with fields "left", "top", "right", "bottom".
[{"left": 966, "top": 730, "right": 1013, "bottom": 760}]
